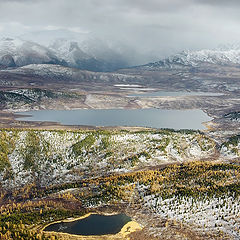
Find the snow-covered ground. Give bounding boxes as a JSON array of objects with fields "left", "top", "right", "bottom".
[
  {"left": 0, "top": 129, "right": 218, "bottom": 188},
  {"left": 143, "top": 45, "right": 240, "bottom": 69},
  {"left": 143, "top": 194, "right": 240, "bottom": 239},
  {"left": 1, "top": 128, "right": 240, "bottom": 239}
]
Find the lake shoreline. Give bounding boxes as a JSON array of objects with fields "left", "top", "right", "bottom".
[
  {"left": 15, "top": 108, "right": 212, "bottom": 130},
  {"left": 42, "top": 212, "right": 142, "bottom": 240}
]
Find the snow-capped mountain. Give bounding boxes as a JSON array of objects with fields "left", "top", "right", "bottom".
[
  {"left": 0, "top": 38, "right": 64, "bottom": 68},
  {"left": 0, "top": 34, "right": 129, "bottom": 71},
  {"left": 49, "top": 38, "right": 128, "bottom": 72},
  {"left": 2, "top": 34, "right": 240, "bottom": 72},
  {"left": 20, "top": 30, "right": 130, "bottom": 71},
  {"left": 140, "top": 45, "right": 240, "bottom": 70}
]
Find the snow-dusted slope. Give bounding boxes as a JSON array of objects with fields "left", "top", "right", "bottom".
[
  {"left": 49, "top": 38, "right": 90, "bottom": 62},
  {"left": 0, "top": 129, "right": 217, "bottom": 188},
  {"left": 2, "top": 64, "right": 141, "bottom": 84},
  {"left": 49, "top": 38, "right": 106, "bottom": 71},
  {"left": 2, "top": 35, "right": 240, "bottom": 72},
  {"left": 49, "top": 38, "right": 128, "bottom": 72},
  {"left": 0, "top": 36, "right": 128, "bottom": 71},
  {"left": 0, "top": 37, "right": 63, "bottom": 67},
  {"left": 141, "top": 45, "right": 240, "bottom": 69},
  {"left": 21, "top": 30, "right": 137, "bottom": 68}
]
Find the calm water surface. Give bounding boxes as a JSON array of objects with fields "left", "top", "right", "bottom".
[
  {"left": 16, "top": 108, "right": 212, "bottom": 130},
  {"left": 44, "top": 214, "right": 131, "bottom": 235},
  {"left": 128, "top": 91, "right": 223, "bottom": 97}
]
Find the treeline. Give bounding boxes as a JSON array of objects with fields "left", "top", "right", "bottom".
[{"left": 9, "top": 161, "right": 239, "bottom": 205}]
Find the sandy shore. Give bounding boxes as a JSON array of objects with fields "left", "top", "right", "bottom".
[{"left": 42, "top": 212, "right": 142, "bottom": 240}]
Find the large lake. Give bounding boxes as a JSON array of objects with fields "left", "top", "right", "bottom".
[
  {"left": 16, "top": 108, "right": 211, "bottom": 130},
  {"left": 44, "top": 214, "right": 131, "bottom": 235}
]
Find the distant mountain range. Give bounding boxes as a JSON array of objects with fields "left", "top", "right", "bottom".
[
  {"left": 0, "top": 36, "right": 129, "bottom": 72},
  {"left": 138, "top": 45, "right": 240, "bottom": 70},
  {"left": 1, "top": 34, "right": 240, "bottom": 72}
]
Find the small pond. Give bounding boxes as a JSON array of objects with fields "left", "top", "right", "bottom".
[
  {"left": 16, "top": 108, "right": 212, "bottom": 130},
  {"left": 44, "top": 214, "right": 131, "bottom": 236}
]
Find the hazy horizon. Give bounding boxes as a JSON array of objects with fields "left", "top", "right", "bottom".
[{"left": 1, "top": 0, "right": 240, "bottom": 64}]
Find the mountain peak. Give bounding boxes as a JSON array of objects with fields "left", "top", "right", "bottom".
[
  {"left": 0, "top": 37, "right": 63, "bottom": 68},
  {"left": 140, "top": 45, "right": 240, "bottom": 70}
]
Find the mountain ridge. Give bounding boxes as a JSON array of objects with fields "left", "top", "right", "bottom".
[
  {"left": 137, "top": 46, "right": 240, "bottom": 70},
  {"left": 0, "top": 37, "right": 64, "bottom": 68},
  {"left": 1, "top": 36, "right": 240, "bottom": 72},
  {"left": 0, "top": 37, "right": 129, "bottom": 72}
]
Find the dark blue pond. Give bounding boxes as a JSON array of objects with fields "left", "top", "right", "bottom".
[{"left": 44, "top": 214, "right": 131, "bottom": 235}]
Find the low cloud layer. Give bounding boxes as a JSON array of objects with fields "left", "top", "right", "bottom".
[{"left": 0, "top": 0, "right": 240, "bottom": 62}]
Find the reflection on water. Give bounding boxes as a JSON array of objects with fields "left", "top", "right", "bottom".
[{"left": 44, "top": 214, "right": 131, "bottom": 236}]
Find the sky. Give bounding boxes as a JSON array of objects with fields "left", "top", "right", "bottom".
[{"left": 0, "top": 0, "right": 240, "bottom": 62}]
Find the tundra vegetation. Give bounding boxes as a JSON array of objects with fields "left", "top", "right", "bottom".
[{"left": 0, "top": 128, "right": 239, "bottom": 239}]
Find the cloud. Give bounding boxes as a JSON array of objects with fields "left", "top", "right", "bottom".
[
  {"left": 0, "top": 0, "right": 42, "bottom": 2},
  {"left": 0, "top": 0, "right": 239, "bottom": 62},
  {"left": 192, "top": 0, "right": 240, "bottom": 7}
]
